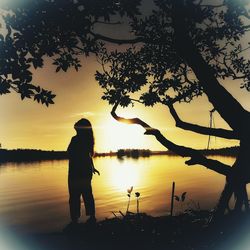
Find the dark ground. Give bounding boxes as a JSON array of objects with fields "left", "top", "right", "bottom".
[{"left": 18, "top": 211, "right": 250, "bottom": 250}]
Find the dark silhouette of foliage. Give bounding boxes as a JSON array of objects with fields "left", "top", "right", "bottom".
[
  {"left": 1, "top": 0, "right": 250, "bottom": 217},
  {"left": 0, "top": 0, "right": 141, "bottom": 105},
  {"left": 96, "top": 1, "right": 250, "bottom": 108},
  {"left": 95, "top": 0, "right": 250, "bottom": 218}
]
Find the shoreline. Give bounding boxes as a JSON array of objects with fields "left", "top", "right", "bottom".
[
  {"left": 0, "top": 147, "right": 238, "bottom": 163},
  {"left": 8, "top": 211, "right": 250, "bottom": 250}
]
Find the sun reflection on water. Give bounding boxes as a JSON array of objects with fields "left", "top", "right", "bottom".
[
  {"left": 110, "top": 165, "right": 138, "bottom": 191},
  {"left": 108, "top": 162, "right": 141, "bottom": 192},
  {"left": 0, "top": 156, "right": 237, "bottom": 233}
]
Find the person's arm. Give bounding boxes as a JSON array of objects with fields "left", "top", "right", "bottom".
[
  {"left": 93, "top": 167, "right": 100, "bottom": 175},
  {"left": 67, "top": 138, "right": 74, "bottom": 157},
  {"left": 90, "top": 156, "right": 100, "bottom": 175}
]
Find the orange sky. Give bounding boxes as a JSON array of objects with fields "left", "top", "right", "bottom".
[
  {"left": 0, "top": 2, "right": 249, "bottom": 152},
  {"left": 0, "top": 53, "right": 248, "bottom": 152}
]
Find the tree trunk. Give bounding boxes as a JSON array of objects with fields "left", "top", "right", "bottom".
[
  {"left": 172, "top": 1, "right": 250, "bottom": 218},
  {"left": 172, "top": 1, "right": 250, "bottom": 136},
  {"left": 213, "top": 181, "right": 234, "bottom": 220},
  {"left": 212, "top": 142, "right": 250, "bottom": 218}
]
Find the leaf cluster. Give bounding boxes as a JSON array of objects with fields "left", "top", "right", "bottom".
[
  {"left": 0, "top": 29, "right": 56, "bottom": 105},
  {"left": 96, "top": 47, "right": 148, "bottom": 107},
  {"left": 0, "top": 0, "right": 249, "bottom": 107},
  {"left": 96, "top": 0, "right": 250, "bottom": 108},
  {"left": 0, "top": 0, "right": 141, "bottom": 104}
]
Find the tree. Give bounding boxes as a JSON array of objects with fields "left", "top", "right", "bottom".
[
  {"left": 1, "top": 0, "right": 250, "bottom": 218},
  {"left": 0, "top": 0, "right": 140, "bottom": 105}
]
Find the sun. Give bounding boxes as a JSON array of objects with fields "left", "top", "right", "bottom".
[{"left": 95, "top": 111, "right": 147, "bottom": 152}]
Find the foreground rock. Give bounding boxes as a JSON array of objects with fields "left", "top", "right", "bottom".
[{"left": 32, "top": 211, "right": 250, "bottom": 250}]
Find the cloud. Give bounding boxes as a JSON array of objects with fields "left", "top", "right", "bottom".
[
  {"left": 70, "top": 112, "right": 95, "bottom": 118},
  {"left": 70, "top": 111, "right": 105, "bottom": 118}
]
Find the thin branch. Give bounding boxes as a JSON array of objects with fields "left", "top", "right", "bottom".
[
  {"left": 172, "top": 1, "right": 249, "bottom": 133},
  {"left": 111, "top": 101, "right": 152, "bottom": 129},
  {"left": 10, "top": 85, "right": 18, "bottom": 92},
  {"left": 164, "top": 84, "right": 203, "bottom": 105},
  {"left": 111, "top": 102, "right": 231, "bottom": 176},
  {"left": 130, "top": 98, "right": 143, "bottom": 104},
  {"left": 168, "top": 104, "right": 239, "bottom": 140},
  {"left": 73, "top": 45, "right": 85, "bottom": 52},
  {"left": 89, "top": 31, "right": 142, "bottom": 45},
  {"left": 238, "top": 45, "right": 250, "bottom": 54},
  {"left": 222, "top": 54, "right": 246, "bottom": 80},
  {"left": 200, "top": 4, "right": 224, "bottom": 8},
  {"left": 243, "top": 25, "right": 250, "bottom": 30},
  {"left": 94, "top": 21, "right": 122, "bottom": 25}
]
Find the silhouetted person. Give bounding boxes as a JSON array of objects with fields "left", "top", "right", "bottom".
[{"left": 67, "top": 118, "right": 100, "bottom": 225}]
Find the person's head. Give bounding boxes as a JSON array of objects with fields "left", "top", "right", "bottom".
[{"left": 74, "top": 118, "right": 94, "bottom": 153}]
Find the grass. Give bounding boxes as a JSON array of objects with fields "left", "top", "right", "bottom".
[{"left": 29, "top": 210, "right": 250, "bottom": 250}]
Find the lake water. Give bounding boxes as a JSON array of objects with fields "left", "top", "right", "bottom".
[{"left": 0, "top": 155, "right": 236, "bottom": 234}]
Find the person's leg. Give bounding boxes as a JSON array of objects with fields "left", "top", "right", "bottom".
[
  {"left": 82, "top": 179, "right": 96, "bottom": 221},
  {"left": 68, "top": 179, "right": 81, "bottom": 223}
]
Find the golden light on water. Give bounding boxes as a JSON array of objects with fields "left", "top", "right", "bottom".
[
  {"left": 109, "top": 163, "right": 141, "bottom": 192},
  {"left": 0, "top": 156, "right": 238, "bottom": 234}
]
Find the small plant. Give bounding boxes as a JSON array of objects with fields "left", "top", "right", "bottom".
[
  {"left": 174, "top": 192, "right": 187, "bottom": 202},
  {"left": 174, "top": 192, "right": 203, "bottom": 215},
  {"left": 173, "top": 192, "right": 187, "bottom": 214},
  {"left": 135, "top": 192, "right": 140, "bottom": 214},
  {"left": 126, "top": 186, "right": 133, "bottom": 215}
]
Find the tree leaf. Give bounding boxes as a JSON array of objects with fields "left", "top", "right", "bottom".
[
  {"left": 174, "top": 195, "right": 180, "bottom": 202},
  {"left": 181, "top": 192, "right": 187, "bottom": 202},
  {"left": 135, "top": 192, "right": 140, "bottom": 198}
]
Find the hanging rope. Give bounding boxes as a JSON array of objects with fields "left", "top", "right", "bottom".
[
  {"left": 212, "top": 111, "right": 216, "bottom": 145},
  {"left": 207, "top": 108, "right": 216, "bottom": 150}
]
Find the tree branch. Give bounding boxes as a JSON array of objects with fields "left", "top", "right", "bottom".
[
  {"left": 200, "top": 4, "right": 224, "bottom": 8},
  {"left": 168, "top": 104, "right": 239, "bottom": 140},
  {"left": 89, "top": 31, "right": 142, "bottom": 45},
  {"left": 111, "top": 102, "right": 231, "bottom": 176},
  {"left": 243, "top": 25, "right": 250, "bottom": 31},
  {"left": 94, "top": 21, "right": 122, "bottom": 25},
  {"left": 172, "top": 1, "right": 249, "bottom": 135}
]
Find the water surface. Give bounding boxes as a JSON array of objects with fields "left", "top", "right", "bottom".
[{"left": 0, "top": 155, "right": 236, "bottom": 233}]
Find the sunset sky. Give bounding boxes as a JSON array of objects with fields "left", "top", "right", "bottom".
[
  {"left": 0, "top": 1, "right": 249, "bottom": 153},
  {"left": 0, "top": 53, "right": 248, "bottom": 152}
]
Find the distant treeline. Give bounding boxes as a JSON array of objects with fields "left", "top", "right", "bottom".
[
  {"left": 0, "top": 149, "right": 67, "bottom": 163},
  {"left": 116, "top": 147, "right": 239, "bottom": 158},
  {"left": 117, "top": 149, "right": 151, "bottom": 158},
  {"left": 0, "top": 146, "right": 239, "bottom": 163},
  {"left": 200, "top": 146, "right": 239, "bottom": 156}
]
